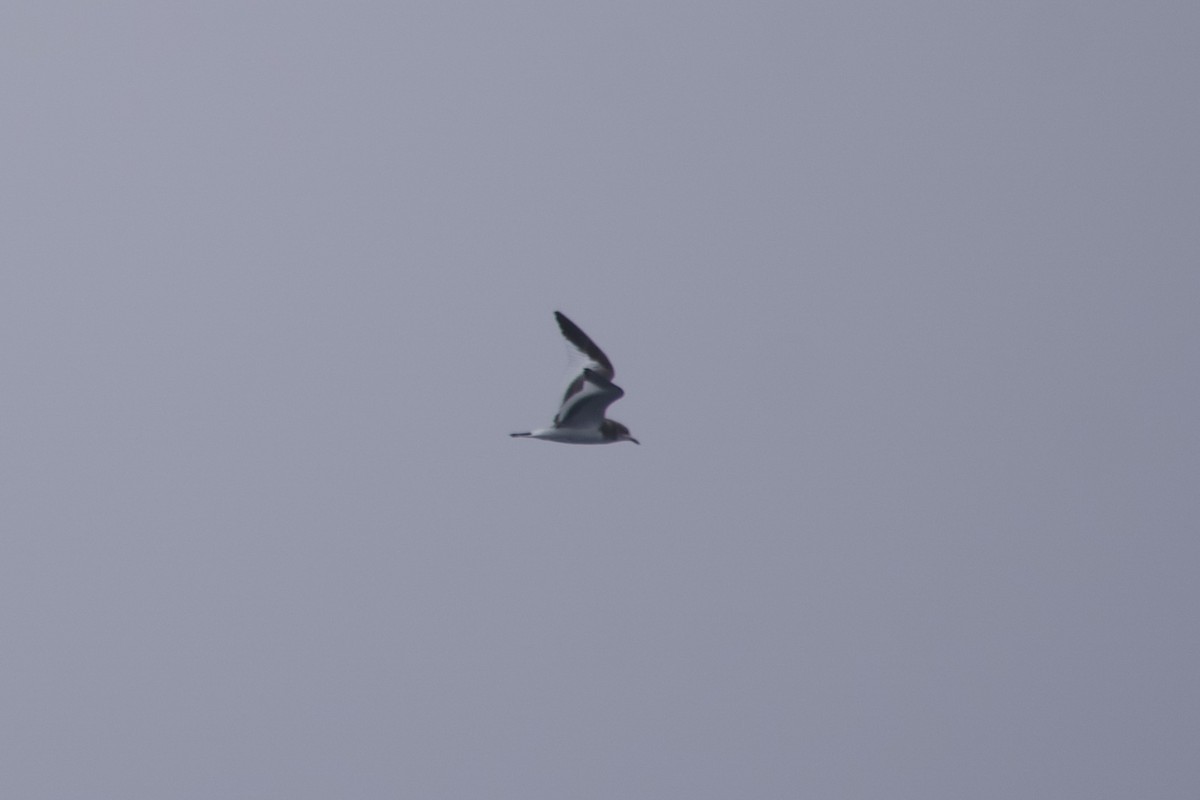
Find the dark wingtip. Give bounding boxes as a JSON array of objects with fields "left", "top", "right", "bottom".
[
  {"left": 553, "top": 311, "right": 615, "bottom": 376},
  {"left": 553, "top": 310, "right": 577, "bottom": 337}
]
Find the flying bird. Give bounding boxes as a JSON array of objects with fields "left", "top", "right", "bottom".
[{"left": 510, "top": 311, "right": 639, "bottom": 445}]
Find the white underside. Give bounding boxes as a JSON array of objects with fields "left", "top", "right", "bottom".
[{"left": 525, "top": 427, "right": 611, "bottom": 444}]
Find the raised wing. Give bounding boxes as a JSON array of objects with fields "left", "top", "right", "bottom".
[
  {"left": 554, "top": 368, "right": 625, "bottom": 429},
  {"left": 555, "top": 311, "right": 616, "bottom": 407},
  {"left": 556, "top": 311, "right": 614, "bottom": 377}
]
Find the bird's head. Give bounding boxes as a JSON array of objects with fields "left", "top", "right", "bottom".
[{"left": 608, "top": 420, "right": 639, "bottom": 445}]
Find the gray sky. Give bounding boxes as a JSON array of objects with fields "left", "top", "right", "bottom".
[{"left": 2, "top": 2, "right": 1197, "bottom": 798}]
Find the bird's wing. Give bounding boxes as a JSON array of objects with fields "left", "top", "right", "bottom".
[
  {"left": 554, "top": 368, "right": 624, "bottom": 429},
  {"left": 554, "top": 311, "right": 616, "bottom": 407}
]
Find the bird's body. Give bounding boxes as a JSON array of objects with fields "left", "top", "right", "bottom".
[
  {"left": 510, "top": 424, "right": 620, "bottom": 445},
  {"left": 511, "top": 312, "right": 639, "bottom": 445}
]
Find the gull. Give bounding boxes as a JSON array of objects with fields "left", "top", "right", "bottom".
[{"left": 510, "top": 311, "right": 639, "bottom": 445}]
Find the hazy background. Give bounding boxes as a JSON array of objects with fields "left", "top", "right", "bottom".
[{"left": 2, "top": 2, "right": 1197, "bottom": 798}]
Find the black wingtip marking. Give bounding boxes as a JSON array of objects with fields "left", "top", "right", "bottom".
[{"left": 554, "top": 311, "right": 615, "bottom": 377}]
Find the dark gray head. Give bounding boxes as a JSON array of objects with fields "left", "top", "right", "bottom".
[{"left": 601, "top": 419, "right": 639, "bottom": 445}]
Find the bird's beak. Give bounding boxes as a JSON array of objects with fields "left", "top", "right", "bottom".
[{"left": 628, "top": 436, "right": 640, "bottom": 445}]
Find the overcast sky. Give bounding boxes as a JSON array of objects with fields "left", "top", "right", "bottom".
[{"left": 2, "top": 2, "right": 1197, "bottom": 798}]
